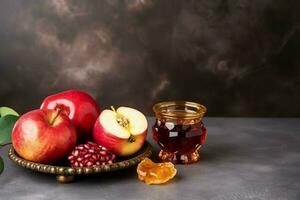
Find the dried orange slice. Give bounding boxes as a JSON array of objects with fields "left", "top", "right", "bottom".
[{"left": 137, "top": 158, "right": 177, "bottom": 185}]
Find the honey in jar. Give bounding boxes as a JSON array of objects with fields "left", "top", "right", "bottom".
[{"left": 152, "top": 101, "right": 207, "bottom": 164}]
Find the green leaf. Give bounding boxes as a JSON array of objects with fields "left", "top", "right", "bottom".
[
  {"left": 0, "top": 156, "right": 3, "bottom": 175},
  {"left": 0, "top": 107, "right": 18, "bottom": 175},
  {"left": 0, "top": 107, "right": 19, "bottom": 117},
  {"left": 0, "top": 115, "right": 19, "bottom": 144}
]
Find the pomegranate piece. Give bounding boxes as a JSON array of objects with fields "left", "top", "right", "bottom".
[{"left": 68, "top": 141, "right": 116, "bottom": 167}]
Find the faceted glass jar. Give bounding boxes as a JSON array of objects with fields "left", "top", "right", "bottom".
[{"left": 152, "top": 101, "right": 207, "bottom": 164}]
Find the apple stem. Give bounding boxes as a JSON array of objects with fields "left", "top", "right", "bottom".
[
  {"left": 49, "top": 108, "right": 62, "bottom": 125},
  {"left": 111, "top": 106, "right": 116, "bottom": 112}
]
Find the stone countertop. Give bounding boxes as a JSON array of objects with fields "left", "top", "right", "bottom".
[{"left": 0, "top": 118, "right": 300, "bottom": 200}]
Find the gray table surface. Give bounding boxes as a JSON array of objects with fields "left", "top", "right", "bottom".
[{"left": 0, "top": 117, "right": 300, "bottom": 200}]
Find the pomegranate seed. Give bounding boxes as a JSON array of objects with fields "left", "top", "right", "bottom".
[
  {"left": 77, "top": 146, "right": 84, "bottom": 150},
  {"left": 94, "top": 147, "right": 100, "bottom": 151},
  {"left": 88, "top": 149, "right": 95, "bottom": 153},
  {"left": 92, "top": 154, "right": 99, "bottom": 161},
  {"left": 87, "top": 141, "right": 94, "bottom": 145},
  {"left": 73, "top": 150, "right": 79, "bottom": 157},
  {"left": 82, "top": 159, "right": 88, "bottom": 165},
  {"left": 68, "top": 142, "right": 116, "bottom": 167},
  {"left": 84, "top": 154, "right": 91, "bottom": 158}
]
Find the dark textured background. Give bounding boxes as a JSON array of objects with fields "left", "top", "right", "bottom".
[{"left": 0, "top": 0, "right": 299, "bottom": 116}]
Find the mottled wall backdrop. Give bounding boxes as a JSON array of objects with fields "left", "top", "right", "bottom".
[{"left": 0, "top": 0, "right": 299, "bottom": 116}]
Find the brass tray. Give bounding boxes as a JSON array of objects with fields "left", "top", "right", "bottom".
[{"left": 8, "top": 141, "right": 152, "bottom": 183}]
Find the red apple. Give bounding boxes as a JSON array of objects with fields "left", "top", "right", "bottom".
[
  {"left": 93, "top": 107, "right": 148, "bottom": 156},
  {"left": 12, "top": 109, "right": 77, "bottom": 163},
  {"left": 40, "top": 90, "right": 101, "bottom": 140}
]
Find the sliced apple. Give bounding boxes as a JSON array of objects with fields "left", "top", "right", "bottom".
[
  {"left": 93, "top": 106, "right": 148, "bottom": 156},
  {"left": 117, "top": 107, "right": 148, "bottom": 136},
  {"left": 99, "top": 110, "right": 130, "bottom": 139}
]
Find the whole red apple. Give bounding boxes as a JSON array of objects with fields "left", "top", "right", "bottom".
[
  {"left": 40, "top": 90, "right": 101, "bottom": 140},
  {"left": 93, "top": 106, "right": 148, "bottom": 156},
  {"left": 12, "top": 109, "right": 77, "bottom": 163}
]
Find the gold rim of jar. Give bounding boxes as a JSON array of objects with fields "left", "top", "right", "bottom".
[{"left": 153, "top": 101, "right": 207, "bottom": 124}]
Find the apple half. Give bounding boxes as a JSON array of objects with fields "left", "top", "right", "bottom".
[{"left": 93, "top": 107, "right": 148, "bottom": 156}]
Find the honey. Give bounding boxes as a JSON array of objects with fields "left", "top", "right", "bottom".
[
  {"left": 153, "top": 121, "right": 207, "bottom": 164},
  {"left": 152, "top": 101, "right": 207, "bottom": 164},
  {"left": 137, "top": 158, "right": 177, "bottom": 185}
]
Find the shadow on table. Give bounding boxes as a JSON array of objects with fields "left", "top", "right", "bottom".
[
  {"left": 14, "top": 166, "right": 138, "bottom": 184},
  {"left": 199, "top": 143, "right": 238, "bottom": 163}
]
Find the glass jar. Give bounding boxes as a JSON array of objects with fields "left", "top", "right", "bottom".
[{"left": 152, "top": 101, "right": 207, "bottom": 164}]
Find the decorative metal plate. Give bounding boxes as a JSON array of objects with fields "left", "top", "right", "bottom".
[{"left": 8, "top": 141, "right": 152, "bottom": 183}]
